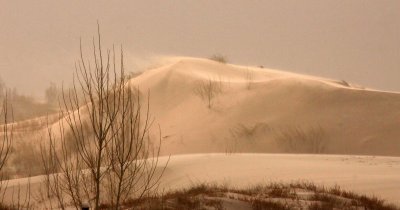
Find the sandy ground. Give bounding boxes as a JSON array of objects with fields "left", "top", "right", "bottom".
[
  {"left": 159, "top": 154, "right": 400, "bottom": 205},
  {"left": 4, "top": 153, "right": 400, "bottom": 206}
]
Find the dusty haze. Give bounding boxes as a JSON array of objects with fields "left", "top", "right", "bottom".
[{"left": 0, "top": 0, "right": 399, "bottom": 98}]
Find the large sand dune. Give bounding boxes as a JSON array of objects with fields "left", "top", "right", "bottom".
[
  {"left": 126, "top": 57, "right": 400, "bottom": 156},
  {"left": 5, "top": 57, "right": 400, "bottom": 157}
]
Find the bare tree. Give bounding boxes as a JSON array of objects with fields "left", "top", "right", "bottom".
[
  {"left": 193, "top": 77, "right": 223, "bottom": 108},
  {"left": 40, "top": 121, "right": 85, "bottom": 210},
  {"left": 41, "top": 24, "right": 167, "bottom": 210},
  {"left": 0, "top": 95, "right": 11, "bottom": 172},
  {"left": 0, "top": 93, "right": 12, "bottom": 205},
  {"left": 0, "top": 95, "right": 33, "bottom": 209},
  {"left": 105, "top": 88, "right": 166, "bottom": 209}
]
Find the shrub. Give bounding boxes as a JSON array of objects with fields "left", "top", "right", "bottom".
[
  {"left": 245, "top": 68, "right": 255, "bottom": 90},
  {"left": 209, "top": 54, "right": 227, "bottom": 63},
  {"left": 274, "top": 125, "right": 328, "bottom": 154},
  {"left": 193, "top": 77, "right": 223, "bottom": 108}
]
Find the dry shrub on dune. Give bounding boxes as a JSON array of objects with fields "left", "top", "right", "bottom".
[
  {"left": 274, "top": 125, "right": 328, "bottom": 154},
  {"left": 193, "top": 77, "right": 224, "bottom": 109},
  {"left": 245, "top": 68, "right": 255, "bottom": 90},
  {"left": 209, "top": 54, "right": 227, "bottom": 64}
]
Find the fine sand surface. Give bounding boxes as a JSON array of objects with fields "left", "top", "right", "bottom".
[
  {"left": 126, "top": 57, "right": 400, "bottom": 156},
  {"left": 4, "top": 153, "right": 400, "bottom": 205}
]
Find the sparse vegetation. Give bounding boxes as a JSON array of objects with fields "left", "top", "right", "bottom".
[
  {"left": 209, "top": 54, "right": 227, "bottom": 64},
  {"left": 336, "top": 79, "right": 351, "bottom": 87},
  {"left": 118, "top": 182, "right": 399, "bottom": 210},
  {"left": 0, "top": 77, "right": 84, "bottom": 124},
  {"left": 245, "top": 68, "right": 255, "bottom": 90},
  {"left": 274, "top": 125, "right": 328, "bottom": 154},
  {"left": 193, "top": 77, "right": 224, "bottom": 108},
  {"left": 0, "top": 92, "right": 33, "bottom": 209},
  {"left": 252, "top": 199, "right": 292, "bottom": 210},
  {"left": 0, "top": 88, "right": 57, "bottom": 123},
  {"left": 225, "top": 123, "right": 271, "bottom": 154},
  {"left": 230, "top": 123, "right": 270, "bottom": 142}
]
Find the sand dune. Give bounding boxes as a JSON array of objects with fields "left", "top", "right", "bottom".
[
  {"left": 5, "top": 57, "right": 400, "bottom": 157},
  {"left": 125, "top": 57, "right": 400, "bottom": 156}
]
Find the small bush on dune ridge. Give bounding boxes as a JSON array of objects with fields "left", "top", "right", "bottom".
[
  {"left": 209, "top": 54, "right": 228, "bottom": 63},
  {"left": 336, "top": 79, "right": 351, "bottom": 87}
]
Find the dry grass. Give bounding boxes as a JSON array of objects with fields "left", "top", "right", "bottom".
[
  {"left": 120, "top": 182, "right": 399, "bottom": 210},
  {"left": 252, "top": 199, "right": 292, "bottom": 210},
  {"left": 274, "top": 125, "right": 328, "bottom": 154}
]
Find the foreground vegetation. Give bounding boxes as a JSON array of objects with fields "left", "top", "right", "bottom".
[{"left": 124, "top": 182, "right": 399, "bottom": 210}]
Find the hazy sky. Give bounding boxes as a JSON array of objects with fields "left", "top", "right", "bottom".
[{"left": 1, "top": 0, "right": 399, "bottom": 98}]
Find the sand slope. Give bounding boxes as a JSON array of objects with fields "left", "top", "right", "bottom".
[
  {"left": 126, "top": 57, "right": 400, "bottom": 156},
  {"left": 4, "top": 154, "right": 400, "bottom": 205}
]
